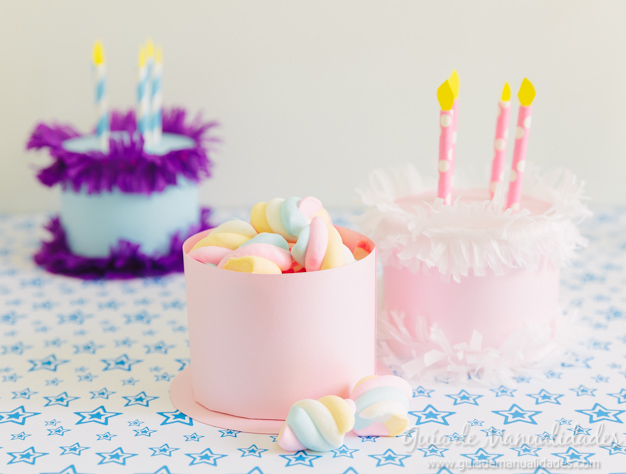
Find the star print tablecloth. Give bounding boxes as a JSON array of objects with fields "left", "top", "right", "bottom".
[{"left": 1, "top": 207, "right": 626, "bottom": 474}]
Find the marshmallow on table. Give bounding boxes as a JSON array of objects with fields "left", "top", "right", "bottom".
[
  {"left": 188, "top": 219, "right": 257, "bottom": 265},
  {"left": 292, "top": 216, "right": 355, "bottom": 272},
  {"left": 351, "top": 375, "right": 412, "bottom": 437},
  {"left": 278, "top": 395, "right": 356, "bottom": 452}
]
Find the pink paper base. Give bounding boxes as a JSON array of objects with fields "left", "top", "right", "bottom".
[{"left": 170, "top": 367, "right": 284, "bottom": 434}]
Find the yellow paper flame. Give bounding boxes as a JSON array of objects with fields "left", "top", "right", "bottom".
[
  {"left": 92, "top": 41, "right": 105, "bottom": 66},
  {"left": 146, "top": 39, "right": 155, "bottom": 58},
  {"left": 518, "top": 78, "right": 535, "bottom": 106},
  {"left": 437, "top": 80, "right": 455, "bottom": 111},
  {"left": 138, "top": 47, "right": 146, "bottom": 68},
  {"left": 501, "top": 82, "right": 511, "bottom": 102},
  {"left": 448, "top": 69, "right": 460, "bottom": 99}
]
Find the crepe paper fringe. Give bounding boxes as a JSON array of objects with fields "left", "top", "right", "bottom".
[
  {"left": 27, "top": 108, "right": 219, "bottom": 195},
  {"left": 356, "top": 164, "right": 591, "bottom": 281},
  {"left": 378, "top": 308, "right": 585, "bottom": 386},
  {"left": 33, "top": 208, "right": 213, "bottom": 280}
]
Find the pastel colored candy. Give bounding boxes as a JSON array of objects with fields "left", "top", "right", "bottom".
[
  {"left": 190, "top": 219, "right": 257, "bottom": 251},
  {"left": 292, "top": 216, "right": 355, "bottom": 272},
  {"left": 351, "top": 375, "right": 412, "bottom": 437},
  {"left": 250, "top": 196, "right": 327, "bottom": 243},
  {"left": 241, "top": 232, "right": 290, "bottom": 251},
  {"left": 217, "top": 243, "right": 293, "bottom": 272},
  {"left": 278, "top": 395, "right": 356, "bottom": 452},
  {"left": 222, "top": 256, "right": 282, "bottom": 274},
  {"left": 188, "top": 245, "right": 232, "bottom": 265}
]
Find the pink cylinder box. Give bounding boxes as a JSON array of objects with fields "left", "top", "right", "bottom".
[
  {"left": 357, "top": 166, "right": 590, "bottom": 383},
  {"left": 170, "top": 226, "right": 377, "bottom": 434}
]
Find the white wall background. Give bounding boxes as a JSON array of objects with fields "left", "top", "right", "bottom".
[{"left": 1, "top": 0, "right": 625, "bottom": 212}]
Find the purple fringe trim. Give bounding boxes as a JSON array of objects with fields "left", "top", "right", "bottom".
[
  {"left": 27, "top": 108, "right": 219, "bottom": 195},
  {"left": 34, "top": 208, "right": 213, "bottom": 280}
]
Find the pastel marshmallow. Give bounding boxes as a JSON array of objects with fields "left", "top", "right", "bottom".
[
  {"left": 191, "top": 219, "right": 257, "bottom": 251},
  {"left": 222, "top": 256, "right": 282, "bottom": 274},
  {"left": 217, "top": 243, "right": 293, "bottom": 272}
]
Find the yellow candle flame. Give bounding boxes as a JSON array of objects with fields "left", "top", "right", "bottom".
[
  {"left": 145, "top": 39, "right": 155, "bottom": 58},
  {"left": 155, "top": 46, "right": 163, "bottom": 64},
  {"left": 448, "top": 69, "right": 460, "bottom": 99},
  {"left": 501, "top": 82, "right": 511, "bottom": 102},
  {"left": 92, "top": 41, "right": 105, "bottom": 66},
  {"left": 138, "top": 47, "right": 146, "bottom": 68},
  {"left": 518, "top": 78, "right": 535, "bottom": 106},
  {"left": 437, "top": 80, "right": 455, "bottom": 111}
]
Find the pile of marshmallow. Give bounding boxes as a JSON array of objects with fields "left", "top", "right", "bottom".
[
  {"left": 278, "top": 374, "right": 413, "bottom": 452},
  {"left": 188, "top": 196, "right": 372, "bottom": 274}
]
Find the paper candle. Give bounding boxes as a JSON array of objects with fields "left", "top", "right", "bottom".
[
  {"left": 144, "top": 39, "right": 155, "bottom": 146},
  {"left": 136, "top": 47, "right": 149, "bottom": 141},
  {"left": 92, "top": 41, "right": 109, "bottom": 152},
  {"left": 489, "top": 82, "right": 512, "bottom": 198},
  {"left": 436, "top": 79, "right": 456, "bottom": 204},
  {"left": 506, "top": 78, "right": 536, "bottom": 210},
  {"left": 151, "top": 46, "right": 163, "bottom": 143},
  {"left": 448, "top": 69, "right": 460, "bottom": 159}
]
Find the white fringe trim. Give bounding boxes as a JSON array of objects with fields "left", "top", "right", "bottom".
[
  {"left": 378, "top": 308, "right": 584, "bottom": 386},
  {"left": 356, "top": 165, "right": 591, "bottom": 281}
]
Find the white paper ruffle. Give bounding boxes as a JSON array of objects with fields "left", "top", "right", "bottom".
[{"left": 356, "top": 165, "right": 591, "bottom": 281}]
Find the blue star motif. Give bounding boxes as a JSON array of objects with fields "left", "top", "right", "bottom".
[
  {"left": 57, "top": 310, "right": 91, "bottom": 324},
  {"left": 445, "top": 389, "right": 483, "bottom": 405},
  {"left": 12, "top": 388, "right": 37, "bottom": 399},
  {"left": 101, "top": 354, "right": 142, "bottom": 371},
  {"left": 7, "top": 446, "right": 48, "bottom": 465},
  {"left": 562, "top": 353, "right": 593, "bottom": 369},
  {"left": 460, "top": 448, "right": 503, "bottom": 466},
  {"left": 128, "top": 419, "right": 143, "bottom": 426},
  {"left": 445, "top": 432, "right": 466, "bottom": 442},
  {"left": 527, "top": 389, "right": 563, "bottom": 405},
  {"left": 45, "top": 377, "right": 62, "bottom": 386},
  {"left": 183, "top": 433, "right": 204, "bottom": 442},
  {"left": 490, "top": 385, "right": 516, "bottom": 397},
  {"left": 409, "top": 404, "right": 456, "bottom": 425},
  {"left": 0, "top": 406, "right": 40, "bottom": 425},
  {"left": 44, "top": 392, "right": 79, "bottom": 407},
  {"left": 74, "top": 406, "right": 121, "bottom": 425},
  {"left": 154, "top": 372, "right": 174, "bottom": 382},
  {"left": 122, "top": 377, "right": 139, "bottom": 385},
  {"left": 492, "top": 404, "right": 541, "bottom": 425},
  {"left": 149, "top": 444, "right": 180, "bottom": 456},
  {"left": 600, "top": 442, "right": 626, "bottom": 455},
  {"left": 96, "top": 447, "right": 138, "bottom": 465},
  {"left": 576, "top": 403, "right": 625, "bottom": 423},
  {"left": 555, "top": 417, "right": 572, "bottom": 425},
  {"left": 467, "top": 419, "right": 484, "bottom": 426},
  {"left": 96, "top": 432, "right": 117, "bottom": 441},
  {"left": 73, "top": 341, "right": 104, "bottom": 354},
  {"left": 60, "top": 443, "right": 89, "bottom": 456},
  {"left": 115, "top": 337, "right": 137, "bottom": 347},
  {"left": 1, "top": 341, "right": 31, "bottom": 355},
  {"left": 413, "top": 386, "right": 434, "bottom": 397},
  {"left": 134, "top": 426, "right": 157, "bottom": 437},
  {"left": 331, "top": 445, "right": 359, "bottom": 458},
  {"left": 511, "top": 443, "right": 541, "bottom": 456},
  {"left": 607, "top": 388, "right": 626, "bottom": 404},
  {"left": 369, "top": 448, "right": 411, "bottom": 467},
  {"left": 536, "top": 431, "right": 556, "bottom": 441},
  {"left": 238, "top": 444, "right": 269, "bottom": 457},
  {"left": 48, "top": 425, "right": 71, "bottom": 436},
  {"left": 417, "top": 444, "right": 448, "bottom": 457},
  {"left": 28, "top": 354, "right": 69, "bottom": 371},
  {"left": 90, "top": 388, "right": 115, "bottom": 399},
  {"left": 175, "top": 358, "right": 189, "bottom": 371},
  {"left": 45, "top": 419, "right": 60, "bottom": 426},
  {"left": 145, "top": 340, "right": 175, "bottom": 354},
  {"left": 567, "top": 425, "right": 591, "bottom": 436},
  {"left": 122, "top": 391, "right": 158, "bottom": 407},
  {"left": 279, "top": 450, "right": 322, "bottom": 467},
  {"left": 186, "top": 448, "right": 227, "bottom": 466},
  {"left": 552, "top": 447, "right": 595, "bottom": 465},
  {"left": 359, "top": 435, "right": 378, "bottom": 442},
  {"left": 158, "top": 410, "right": 193, "bottom": 426},
  {"left": 219, "top": 429, "right": 240, "bottom": 437},
  {"left": 11, "top": 431, "right": 31, "bottom": 440},
  {"left": 544, "top": 370, "right": 562, "bottom": 379},
  {"left": 481, "top": 426, "right": 504, "bottom": 437},
  {"left": 124, "top": 311, "right": 157, "bottom": 324}
]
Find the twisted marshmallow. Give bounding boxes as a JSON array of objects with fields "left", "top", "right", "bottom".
[
  {"left": 351, "top": 375, "right": 412, "bottom": 437},
  {"left": 250, "top": 196, "right": 330, "bottom": 243},
  {"left": 292, "top": 216, "right": 355, "bottom": 271},
  {"left": 218, "top": 233, "right": 292, "bottom": 274},
  {"left": 278, "top": 395, "right": 356, "bottom": 452},
  {"left": 188, "top": 219, "right": 257, "bottom": 265}
]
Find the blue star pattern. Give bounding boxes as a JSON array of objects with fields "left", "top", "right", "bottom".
[{"left": 1, "top": 210, "right": 626, "bottom": 471}]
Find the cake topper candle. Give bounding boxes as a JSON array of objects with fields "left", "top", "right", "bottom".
[
  {"left": 136, "top": 47, "right": 149, "bottom": 143},
  {"left": 151, "top": 46, "right": 163, "bottom": 144},
  {"left": 506, "top": 78, "right": 535, "bottom": 210},
  {"left": 489, "top": 82, "right": 512, "bottom": 198},
  {"left": 448, "top": 69, "right": 460, "bottom": 160},
  {"left": 144, "top": 39, "right": 155, "bottom": 147},
  {"left": 436, "top": 79, "right": 456, "bottom": 204},
  {"left": 92, "top": 41, "right": 109, "bottom": 152}
]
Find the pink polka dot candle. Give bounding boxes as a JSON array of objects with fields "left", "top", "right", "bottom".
[
  {"left": 489, "top": 82, "right": 512, "bottom": 198},
  {"left": 436, "top": 79, "right": 456, "bottom": 205}
]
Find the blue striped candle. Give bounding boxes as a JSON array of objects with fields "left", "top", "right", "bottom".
[
  {"left": 92, "top": 41, "right": 109, "bottom": 152},
  {"left": 151, "top": 46, "right": 163, "bottom": 143},
  {"left": 136, "top": 47, "right": 149, "bottom": 144},
  {"left": 144, "top": 40, "right": 155, "bottom": 147}
]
